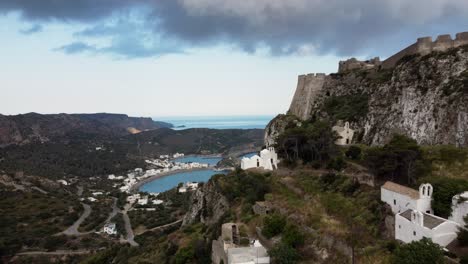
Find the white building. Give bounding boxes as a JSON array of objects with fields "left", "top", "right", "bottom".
[
  {"left": 152, "top": 199, "right": 164, "bottom": 205},
  {"left": 332, "top": 121, "right": 355, "bottom": 145},
  {"left": 87, "top": 197, "right": 97, "bottom": 202},
  {"left": 57, "top": 180, "right": 68, "bottom": 186},
  {"left": 395, "top": 209, "right": 460, "bottom": 247},
  {"left": 241, "top": 147, "right": 279, "bottom": 171},
  {"left": 449, "top": 192, "right": 468, "bottom": 226},
  {"left": 137, "top": 196, "right": 149, "bottom": 205},
  {"left": 103, "top": 222, "right": 117, "bottom": 235},
  {"left": 212, "top": 223, "right": 270, "bottom": 264},
  {"left": 381, "top": 181, "right": 433, "bottom": 214},
  {"left": 178, "top": 182, "right": 199, "bottom": 193}
]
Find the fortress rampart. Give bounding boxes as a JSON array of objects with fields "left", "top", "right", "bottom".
[
  {"left": 382, "top": 32, "right": 468, "bottom": 69},
  {"left": 289, "top": 73, "right": 326, "bottom": 120}
]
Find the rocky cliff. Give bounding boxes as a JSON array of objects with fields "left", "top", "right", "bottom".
[
  {"left": 266, "top": 45, "right": 468, "bottom": 147},
  {"left": 182, "top": 179, "right": 229, "bottom": 226},
  {"left": 0, "top": 113, "right": 173, "bottom": 146}
]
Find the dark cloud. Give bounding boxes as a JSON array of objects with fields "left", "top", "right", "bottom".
[
  {"left": 19, "top": 23, "right": 42, "bottom": 34},
  {"left": 2, "top": 0, "right": 468, "bottom": 58},
  {"left": 55, "top": 42, "right": 96, "bottom": 54}
]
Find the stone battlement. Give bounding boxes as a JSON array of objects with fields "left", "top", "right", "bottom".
[
  {"left": 338, "top": 57, "right": 381, "bottom": 73},
  {"left": 382, "top": 31, "right": 468, "bottom": 69}
]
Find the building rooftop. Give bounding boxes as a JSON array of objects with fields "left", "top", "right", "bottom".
[
  {"left": 400, "top": 209, "right": 445, "bottom": 229},
  {"left": 227, "top": 244, "right": 270, "bottom": 264},
  {"left": 382, "top": 181, "right": 420, "bottom": 199}
]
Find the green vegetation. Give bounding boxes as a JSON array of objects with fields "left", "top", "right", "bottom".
[
  {"left": 215, "top": 169, "right": 270, "bottom": 204},
  {"left": 269, "top": 242, "right": 301, "bottom": 264},
  {"left": 419, "top": 176, "right": 468, "bottom": 218},
  {"left": 390, "top": 238, "right": 444, "bottom": 264},
  {"left": 323, "top": 94, "right": 369, "bottom": 122},
  {"left": 262, "top": 213, "right": 286, "bottom": 238},
  {"left": 80, "top": 199, "right": 113, "bottom": 232},
  {"left": 345, "top": 145, "right": 362, "bottom": 160},
  {"left": 0, "top": 189, "right": 80, "bottom": 256},
  {"left": 364, "top": 134, "right": 426, "bottom": 184},
  {"left": 275, "top": 120, "right": 338, "bottom": 166}
]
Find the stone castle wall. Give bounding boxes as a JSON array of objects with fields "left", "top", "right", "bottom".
[
  {"left": 289, "top": 73, "right": 326, "bottom": 120},
  {"left": 382, "top": 32, "right": 468, "bottom": 69}
]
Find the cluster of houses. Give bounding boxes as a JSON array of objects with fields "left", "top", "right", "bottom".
[
  {"left": 178, "top": 182, "right": 199, "bottom": 193},
  {"left": 381, "top": 181, "right": 468, "bottom": 248},
  {"left": 241, "top": 147, "right": 279, "bottom": 171},
  {"left": 108, "top": 155, "right": 209, "bottom": 193},
  {"left": 212, "top": 223, "right": 270, "bottom": 264},
  {"left": 127, "top": 193, "right": 163, "bottom": 207}
]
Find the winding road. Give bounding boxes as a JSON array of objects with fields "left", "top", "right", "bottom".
[
  {"left": 61, "top": 203, "right": 92, "bottom": 236},
  {"left": 121, "top": 203, "right": 139, "bottom": 247}
]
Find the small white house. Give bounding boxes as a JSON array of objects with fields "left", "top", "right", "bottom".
[
  {"left": 103, "top": 222, "right": 117, "bottom": 235},
  {"left": 57, "top": 180, "right": 68, "bottom": 186},
  {"left": 138, "top": 196, "right": 149, "bottom": 205},
  {"left": 332, "top": 121, "right": 355, "bottom": 145},
  {"left": 152, "top": 199, "right": 164, "bottom": 205},
  {"left": 449, "top": 191, "right": 468, "bottom": 226},
  {"left": 87, "top": 197, "right": 97, "bottom": 202},
  {"left": 381, "top": 181, "right": 433, "bottom": 214},
  {"left": 395, "top": 209, "right": 460, "bottom": 247},
  {"left": 241, "top": 147, "right": 278, "bottom": 171}
]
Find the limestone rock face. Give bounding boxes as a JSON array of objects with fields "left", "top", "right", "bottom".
[
  {"left": 264, "top": 114, "right": 301, "bottom": 147},
  {"left": 182, "top": 180, "right": 229, "bottom": 226},
  {"left": 270, "top": 46, "right": 468, "bottom": 147}
]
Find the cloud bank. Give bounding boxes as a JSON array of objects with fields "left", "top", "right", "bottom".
[{"left": 2, "top": 0, "right": 468, "bottom": 58}]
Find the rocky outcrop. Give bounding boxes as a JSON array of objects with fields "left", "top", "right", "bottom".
[
  {"left": 271, "top": 44, "right": 468, "bottom": 147},
  {"left": 0, "top": 113, "right": 173, "bottom": 146},
  {"left": 264, "top": 114, "right": 301, "bottom": 147},
  {"left": 182, "top": 180, "right": 229, "bottom": 226}
]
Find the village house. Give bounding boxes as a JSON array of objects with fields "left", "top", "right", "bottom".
[
  {"left": 57, "top": 179, "right": 68, "bottom": 186},
  {"left": 241, "top": 147, "right": 279, "bottom": 171},
  {"left": 212, "top": 223, "right": 270, "bottom": 264},
  {"left": 332, "top": 121, "right": 355, "bottom": 145},
  {"left": 380, "top": 181, "right": 433, "bottom": 214},
  {"left": 179, "top": 182, "right": 199, "bottom": 193},
  {"left": 103, "top": 222, "right": 117, "bottom": 235}
]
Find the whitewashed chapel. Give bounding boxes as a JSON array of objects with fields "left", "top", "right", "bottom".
[
  {"left": 241, "top": 147, "right": 279, "bottom": 171},
  {"left": 381, "top": 181, "right": 467, "bottom": 247}
]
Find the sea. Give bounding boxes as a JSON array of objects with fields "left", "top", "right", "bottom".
[
  {"left": 140, "top": 116, "right": 271, "bottom": 193},
  {"left": 153, "top": 115, "right": 273, "bottom": 130}
]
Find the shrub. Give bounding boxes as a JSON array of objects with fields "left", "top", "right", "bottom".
[
  {"left": 282, "top": 224, "right": 305, "bottom": 248},
  {"left": 262, "top": 214, "right": 286, "bottom": 238},
  {"left": 323, "top": 94, "right": 369, "bottom": 122},
  {"left": 391, "top": 238, "right": 444, "bottom": 264},
  {"left": 345, "top": 145, "right": 362, "bottom": 160},
  {"left": 269, "top": 243, "right": 300, "bottom": 264}
]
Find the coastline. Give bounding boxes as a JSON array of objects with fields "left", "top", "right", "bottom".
[{"left": 130, "top": 167, "right": 215, "bottom": 193}]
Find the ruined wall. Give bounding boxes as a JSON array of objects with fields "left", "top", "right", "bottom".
[
  {"left": 382, "top": 32, "right": 468, "bottom": 69},
  {"left": 289, "top": 73, "right": 326, "bottom": 121}
]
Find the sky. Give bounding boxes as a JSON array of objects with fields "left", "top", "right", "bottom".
[{"left": 1, "top": 0, "right": 468, "bottom": 117}]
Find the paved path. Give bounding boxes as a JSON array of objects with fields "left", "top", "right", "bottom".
[
  {"left": 136, "top": 219, "right": 183, "bottom": 236},
  {"left": 122, "top": 203, "right": 139, "bottom": 247},
  {"left": 16, "top": 249, "right": 92, "bottom": 256},
  {"left": 61, "top": 203, "right": 92, "bottom": 236},
  {"left": 104, "top": 198, "right": 118, "bottom": 223}
]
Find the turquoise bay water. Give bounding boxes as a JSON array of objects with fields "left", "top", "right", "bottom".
[
  {"left": 139, "top": 169, "right": 226, "bottom": 193},
  {"left": 153, "top": 115, "right": 273, "bottom": 130},
  {"left": 173, "top": 156, "right": 222, "bottom": 166}
]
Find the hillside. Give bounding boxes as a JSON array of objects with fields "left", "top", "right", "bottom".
[
  {"left": 266, "top": 40, "right": 468, "bottom": 147},
  {"left": 0, "top": 127, "right": 264, "bottom": 179},
  {"left": 0, "top": 113, "right": 173, "bottom": 146}
]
